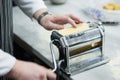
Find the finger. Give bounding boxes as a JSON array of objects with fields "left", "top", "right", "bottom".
[
  {"left": 46, "top": 69, "right": 56, "bottom": 80},
  {"left": 67, "top": 17, "right": 77, "bottom": 28},
  {"left": 49, "top": 22, "right": 64, "bottom": 30},
  {"left": 68, "top": 14, "right": 83, "bottom": 23}
]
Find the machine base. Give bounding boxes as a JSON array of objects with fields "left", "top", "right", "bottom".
[{"left": 70, "top": 56, "right": 109, "bottom": 75}]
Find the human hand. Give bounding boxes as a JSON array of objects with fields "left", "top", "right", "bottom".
[
  {"left": 40, "top": 14, "right": 83, "bottom": 30},
  {"left": 6, "top": 60, "right": 56, "bottom": 80}
]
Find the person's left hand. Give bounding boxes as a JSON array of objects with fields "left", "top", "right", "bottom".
[{"left": 40, "top": 14, "right": 83, "bottom": 30}]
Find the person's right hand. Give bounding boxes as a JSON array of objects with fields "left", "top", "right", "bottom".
[{"left": 6, "top": 60, "right": 56, "bottom": 80}]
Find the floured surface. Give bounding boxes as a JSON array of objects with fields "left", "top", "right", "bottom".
[{"left": 107, "top": 57, "right": 120, "bottom": 80}]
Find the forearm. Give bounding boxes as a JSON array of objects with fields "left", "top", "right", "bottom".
[
  {"left": 0, "top": 50, "right": 16, "bottom": 76},
  {"left": 14, "top": 0, "right": 47, "bottom": 18}
]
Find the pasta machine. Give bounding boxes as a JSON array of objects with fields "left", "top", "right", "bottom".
[{"left": 50, "top": 22, "right": 109, "bottom": 79}]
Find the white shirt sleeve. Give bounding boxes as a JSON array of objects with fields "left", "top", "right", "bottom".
[
  {"left": 0, "top": 49, "right": 16, "bottom": 76},
  {"left": 14, "top": 0, "right": 47, "bottom": 18}
]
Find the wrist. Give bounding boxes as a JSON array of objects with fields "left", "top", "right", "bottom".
[
  {"left": 37, "top": 11, "right": 50, "bottom": 25},
  {"left": 6, "top": 60, "right": 20, "bottom": 79},
  {"left": 33, "top": 9, "right": 52, "bottom": 25},
  {"left": 33, "top": 8, "right": 47, "bottom": 20}
]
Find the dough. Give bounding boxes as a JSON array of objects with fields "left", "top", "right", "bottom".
[{"left": 58, "top": 23, "right": 90, "bottom": 36}]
